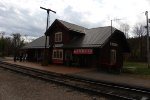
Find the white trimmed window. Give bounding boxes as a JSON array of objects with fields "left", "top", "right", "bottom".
[
  {"left": 52, "top": 49, "right": 63, "bottom": 60},
  {"left": 110, "top": 49, "right": 116, "bottom": 64},
  {"left": 55, "top": 32, "right": 62, "bottom": 42}
]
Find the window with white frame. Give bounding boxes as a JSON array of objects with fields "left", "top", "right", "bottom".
[
  {"left": 110, "top": 49, "right": 116, "bottom": 64},
  {"left": 55, "top": 32, "right": 62, "bottom": 42},
  {"left": 52, "top": 49, "right": 63, "bottom": 60}
]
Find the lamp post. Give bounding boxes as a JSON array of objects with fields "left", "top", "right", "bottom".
[
  {"left": 145, "top": 11, "right": 150, "bottom": 68},
  {"left": 40, "top": 6, "right": 56, "bottom": 66}
]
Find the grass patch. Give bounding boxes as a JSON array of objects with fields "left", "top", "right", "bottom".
[
  {"left": 124, "top": 62, "right": 148, "bottom": 68},
  {"left": 134, "top": 68, "right": 150, "bottom": 75},
  {"left": 123, "top": 62, "right": 150, "bottom": 75}
]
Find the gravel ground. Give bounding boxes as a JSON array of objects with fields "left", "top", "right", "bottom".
[{"left": 0, "top": 68, "right": 107, "bottom": 100}]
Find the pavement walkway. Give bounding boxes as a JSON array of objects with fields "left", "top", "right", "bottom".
[{"left": 2, "top": 57, "right": 93, "bottom": 74}]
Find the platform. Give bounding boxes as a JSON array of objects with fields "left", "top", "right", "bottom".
[
  {"left": 2, "top": 57, "right": 150, "bottom": 89},
  {"left": 73, "top": 70, "right": 150, "bottom": 89},
  {"left": 3, "top": 57, "right": 93, "bottom": 74}
]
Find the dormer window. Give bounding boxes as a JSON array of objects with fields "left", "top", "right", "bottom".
[{"left": 55, "top": 32, "right": 62, "bottom": 42}]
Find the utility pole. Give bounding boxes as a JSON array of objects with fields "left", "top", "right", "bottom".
[
  {"left": 110, "top": 18, "right": 122, "bottom": 34},
  {"left": 40, "top": 6, "right": 56, "bottom": 66},
  {"left": 145, "top": 11, "right": 150, "bottom": 68},
  {"left": 111, "top": 20, "right": 112, "bottom": 34}
]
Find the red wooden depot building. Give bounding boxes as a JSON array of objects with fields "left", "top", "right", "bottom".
[{"left": 24, "top": 19, "right": 130, "bottom": 71}]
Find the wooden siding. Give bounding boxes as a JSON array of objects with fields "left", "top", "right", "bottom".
[{"left": 98, "top": 37, "right": 123, "bottom": 69}]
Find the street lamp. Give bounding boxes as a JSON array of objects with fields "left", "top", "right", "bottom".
[{"left": 40, "top": 6, "right": 56, "bottom": 66}]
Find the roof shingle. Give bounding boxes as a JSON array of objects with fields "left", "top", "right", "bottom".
[
  {"left": 58, "top": 19, "right": 87, "bottom": 33},
  {"left": 23, "top": 36, "right": 49, "bottom": 49},
  {"left": 63, "top": 26, "right": 116, "bottom": 48}
]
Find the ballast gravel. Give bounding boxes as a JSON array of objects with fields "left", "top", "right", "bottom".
[{"left": 0, "top": 68, "right": 107, "bottom": 100}]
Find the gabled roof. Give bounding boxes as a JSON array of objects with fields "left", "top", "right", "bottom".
[
  {"left": 63, "top": 26, "right": 116, "bottom": 48},
  {"left": 58, "top": 19, "right": 87, "bottom": 33},
  {"left": 23, "top": 19, "right": 130, "bottom": 52},
  {"left": 23, "top": 36, "right": 49, "bottom": 49},
  {"left": 45, "top": 19, "right": 116, "bottom": 48},
  {"left": 45, "top": 19, "right": 87, "bottom": 35}
]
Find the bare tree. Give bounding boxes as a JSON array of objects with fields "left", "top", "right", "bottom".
[
  {"left": 133, "top": 24, "right": 146, "bottom": 37},
  {"left": 119, "top": 23, "right": 130, "bottom": 38},
  {"left": 11, "top": 33, "right": 25, "bottom": 61},
  {"left": 0, "top": 31, "right": 5, "bottom": 57},
  {"left": 0, "top": 31, "right": 5, "bottom": 38},
  {"left": 132, "top": 23, "right": 146, "bottom": 59},
  {"left": 12, "top": 33, "right": 21, "bottom": 46}
]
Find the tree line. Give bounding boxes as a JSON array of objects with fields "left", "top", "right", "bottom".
[
  {"left": 0, "top": 32, "right": 25, "bottom": 57},
  {"left": 120, "top": 22, "right": 149, "bottom": 62}
]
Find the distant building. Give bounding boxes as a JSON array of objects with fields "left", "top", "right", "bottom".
[{"left": 23, "top": 19, "right": 130, "bottom": 71}]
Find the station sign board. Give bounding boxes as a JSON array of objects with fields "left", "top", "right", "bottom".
[
  {"left": 110, "top": 42, "right": 118, "bottom": 47},
  {"left": 73, "top": 49, "right": 93, "bottom": 54}
]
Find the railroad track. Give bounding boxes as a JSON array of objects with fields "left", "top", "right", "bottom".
[{"left": 0, "top": 61, "right": 150, "bottom": 100}]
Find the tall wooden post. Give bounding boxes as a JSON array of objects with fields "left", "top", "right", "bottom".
[{"left": 40, "top": 7, "right": 56, "bottom": 66}]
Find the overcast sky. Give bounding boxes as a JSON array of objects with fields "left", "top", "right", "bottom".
[{"left": 0, "top": 0, "right": 150, "bottom": 38}]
